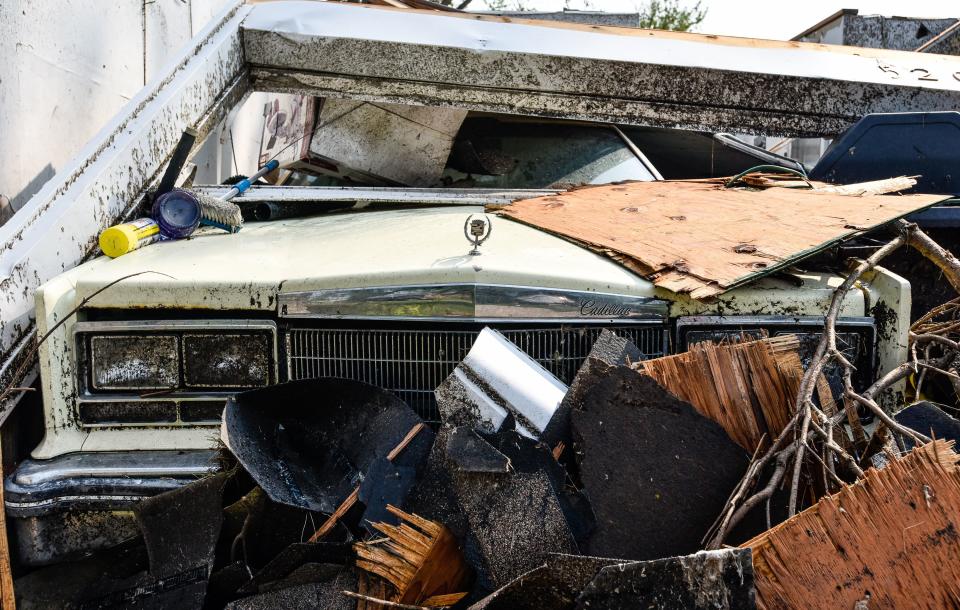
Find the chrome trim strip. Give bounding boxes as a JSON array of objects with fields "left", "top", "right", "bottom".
[
  {"left": 192, "top": 185, "right": 558, "bottom": 205},
  {"left": 6, "top": 495, "right": 151, "bottom": 511},
  {"left": 279, "top": 284, "right": 668, "bottom": 322},
  {"left": 10, "top": 451, "right": 215, "bottom": 487},
  {"left": 676, "top": 315, "right": 874, "bottom": 329},
  {"left": 74, "top": 320, "right": 279, "bottom": 333},
  {"left": 77, "top": 393, "right": 232, "bottom": 402}
]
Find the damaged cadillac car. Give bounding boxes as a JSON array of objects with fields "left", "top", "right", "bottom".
[
  {"left": 3, "top": 98, "right": 914, "bottom": 567},
  {"left": 9, "top": 0, "right": 955, "bottom": 571}
]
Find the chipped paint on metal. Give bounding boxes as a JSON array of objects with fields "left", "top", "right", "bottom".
[{"left": 243, "top": 2, "right": 960, "bottom": 138}]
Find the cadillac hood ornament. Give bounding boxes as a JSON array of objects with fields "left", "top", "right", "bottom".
[{"left": 464, "top": 214, "right": 492, "bottom": 255}]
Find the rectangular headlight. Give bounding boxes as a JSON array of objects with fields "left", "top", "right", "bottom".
[
  {"left": 90, "top": 335, "right": 180, "bottom": 390},
  {"left": 183, "top": 334, "right": 272, "bottom": 388},
  {"left": 75, "top": 320, "right": 276, "bottom": 428},
  {"left": 676, "top": 315, "right": 875, "bottom": 391}
]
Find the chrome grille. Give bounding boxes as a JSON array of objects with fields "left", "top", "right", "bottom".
[{"left": 287, "top": 325, "right": 667, "bottom": 420}]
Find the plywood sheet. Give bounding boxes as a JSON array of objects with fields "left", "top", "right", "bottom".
[
  {"left": 495, "top": 180, "right": 948, "bottom": 299},
  {"left": 744, "top": 440, "right": 960, "bottom": 610}
]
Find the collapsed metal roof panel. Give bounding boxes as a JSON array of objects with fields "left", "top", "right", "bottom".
[{"left": 244, "top": 1, "right": 960, "bottom": 138}]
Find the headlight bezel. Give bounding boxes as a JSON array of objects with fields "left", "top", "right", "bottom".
[
  {"left": 74, "top": 320, "right": 278, "bottom": 427},
  {"left": 675, "top": 315, "right": 876, "bottom": 393}
]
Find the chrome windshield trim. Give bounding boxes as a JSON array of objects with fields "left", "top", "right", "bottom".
[
  {"left": 192, "top": 185, "right": 558, "bottom": 205},
  {"left": 278, "top": 284, "right": 668, "bottom": 322}
]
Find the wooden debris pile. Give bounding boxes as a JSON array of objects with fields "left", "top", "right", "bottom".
[{"left": 633, "top": 334, "right": 833, "bottom": 451}]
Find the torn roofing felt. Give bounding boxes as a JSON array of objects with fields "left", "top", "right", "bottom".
[
  {"left": 493, "top": 180, "right": 950, "bottom": 299},
  {"left": 633, "top": 334, "right": 834, "bottom": 452}
]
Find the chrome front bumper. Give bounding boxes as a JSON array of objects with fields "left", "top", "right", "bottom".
[{"left": 4, "top": 450, "right": 217, "bottom": 565}]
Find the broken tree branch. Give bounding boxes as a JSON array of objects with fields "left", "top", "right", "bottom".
[
  {"left": 708, "top": 219, "right": 960, "bottom": 547},
  {"left": 897, "top": 219, "right": 960, "bottom": 294},
  {"left": 786, "top": 234, "right": 906, "bottom": 516}
]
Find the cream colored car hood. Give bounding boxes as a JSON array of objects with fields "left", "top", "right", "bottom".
[{"left": 67, "top": 205, "right": 657, "bottom": 309}]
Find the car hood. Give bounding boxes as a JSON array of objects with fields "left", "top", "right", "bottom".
[{"left": 61, "top": 206, "right": 656, "bottom": 311}]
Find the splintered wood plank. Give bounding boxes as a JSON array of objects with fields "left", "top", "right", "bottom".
[
  {"left": 744, "top": 440, "right": 960, "bottom": 610},
  {"left": 354, "top": 506, "right": 471, "bottom": 607},
  {"left": 633, "top": 335, "right": 820, "bottom": 452},
  {"left": 495, "top": 180, "right": 947, "bottom": 299},
  {"left": 0, "top": 438, "right": 13, "bottom": 610}
]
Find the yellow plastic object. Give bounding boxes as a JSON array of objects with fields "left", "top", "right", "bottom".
[{"left": 99, "top": 218, "right": 161, "bottom": 258}]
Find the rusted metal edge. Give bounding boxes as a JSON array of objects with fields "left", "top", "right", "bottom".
[
  {"left": 0, "top": 1, "right": 252, "bottom": 404},
  {"left": 249, "top": 67, "right": 866, "bottom": 138},
  {"left": 243, "top": 2, "right": 960, "bottom": 137}
]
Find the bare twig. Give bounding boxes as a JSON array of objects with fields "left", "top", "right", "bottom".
[
  {"left": 0, "top": 271, "right": 176, "bottom": 406},
  {"left": 341, "top": 591, "right": 441, "bottom": 609},
  {"left": 916, "top": 361, "right": 960, "bottom": 382},
  {"left": 911, "top": 332, "right": 960, "bottom": 351},
  {"left": 708, "top": 445, "right": 796, "bottom": 547},
  {"left": 707, "top": 222, "right": 960, "bottom": 546},
  {"left": 786, "top": 234, "right": 906, "bottom": 516}
]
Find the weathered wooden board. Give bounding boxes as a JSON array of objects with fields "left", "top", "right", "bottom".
[
  {"left": 634, "top": 335, "right": 833, "bottom": 452},
  {"left": 745, "top": 440, "right": 960, "bottom": 609},
  {"left": 495, "top": 180, "right": 948, "bottom": 299}
]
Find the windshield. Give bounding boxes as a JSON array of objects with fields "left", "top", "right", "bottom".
[
  {"left": 283, "top": 116, "right": 658, "bottom": 189},
  {"left": 440, "top": 118, "right": 657, "bottom": 189}
]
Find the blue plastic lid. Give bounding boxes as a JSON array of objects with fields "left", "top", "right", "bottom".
[{"left": 152, "top": 189, "right": 202, "bottom": 239}]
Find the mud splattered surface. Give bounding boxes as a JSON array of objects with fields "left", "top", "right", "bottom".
[
  {"left": 573, "top": 548, "right": 755, "bottom": 610},
  {"left": 453, "top": 470, "right": 577, "bottom": 588},
  {"left": 570, "top": 361, "right": 749, "bottom": 561}
]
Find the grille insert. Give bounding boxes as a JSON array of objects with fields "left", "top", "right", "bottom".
[{"left": 287, "top": 325, "right": 667, "bottom": 420}]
